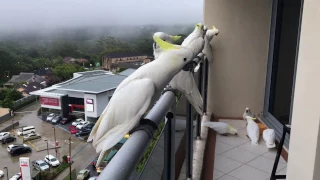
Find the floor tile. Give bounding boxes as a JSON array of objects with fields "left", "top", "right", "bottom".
[
  {"left": 215, "top": 141, "right": 235, "bottom": 156},
  {"left": 221, "top": 147, "right": 259, "bottom": 163},
  {"left": 217, "top": 135, "right": 249, "bottom": 147},
  {"left": 214, "top": 155, "right": 242, "bottom": 173},
  {"left": 236, "top": 128, "right": 248, "bottom": 139},
  {"left": 218, "top": 174, "right": 239, "bottom": 180},
  {"left": 262, "top": 149, "right": 287, "bottom": 163},
  {"left": 214, "top": 169, "right": 225, "bottom": 180},
  {"left": 229, "top": 165, "right": 270, "bottom": 180},
  {"left": 277, "top": 166, "right": 287, "bottom": 175},
  {"left": 238, "top": 140, "right": 269, "bottom": 156},
  {"left": 247, "top": 156, "right": 286, "bottom": 173},
  {"left": 219, "top": 119, "right": 247, "bottom": 129}
]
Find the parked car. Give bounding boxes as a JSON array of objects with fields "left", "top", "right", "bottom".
[
  {"left": 17, "top": 126, "right": 36, "bottom": 136},
  {"left": 9, "top": 173, "right": 21, "bottom": 180},
  {"left": 0, "top": 132, "right": 10, "bottom": 141},
  {"left": 0, "top": 170, "right": 4, "bottom": 177},
  {"left": 8, "top": 145, "right": 32, "bottom": 156},
  {"left": 76, "top": 169, "right": 90, "bottom": 180},
  {"left": 72, "top": 118, "right": 85, "bottom": 126},
  {"left": 76, "top": 121, "right": 90, "bottom": 129},
  {"left": 60, "top": 115, "right": 75, "bottom": 125},
  {"left": 83, "top": 123, "right": 95, "bottom": 131},
  {"left": 1, "top": 136, "right": 16, "bottom": 144},
  {"left": 23, "top": 133, "right": 41, "bottom": 141},
  {"left": 7, "top": 144, "right": 28, "bottom": 152},
  {"left": 32, "top": 160, "right": 50, "bottom": 171},
  {"left": 68, "top": 125, "right": 78, "bottom": 134},
  {"left": 46, "top": 113, "right": 56, "bottom": 121},
  {"left": 51, "top": 116, "right": 62, "bottom": 124},
  {"left": 91, "top": 157, "right": 98, "bottom": 168},
  {"left": 75, "top": 129, "right": 91, "bottom": 137},
  {"left": 44, "top": 155, "right": 60, "bottom": 167}
]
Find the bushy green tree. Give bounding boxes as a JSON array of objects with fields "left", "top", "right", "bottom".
[{"left": 53, "top": 64, "right": 85, "bottom": 80}]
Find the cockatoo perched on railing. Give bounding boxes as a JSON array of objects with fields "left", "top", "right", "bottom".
[
  {"left": 202, "top": 121, "right": 238, "bottom": 135},
  {"left": 245, "top": 116, "right": 260, "bottom": 145},
  {"left": 153, "top": 23, "right": 206, "bottom": 114},
  {"left": 88, "top": 27, "right": 205, "bottom": 167},
  {"left": 194, "top": 25, "right": 219, "bottom": 72},
  {"left": 153, "top": 32, "right": 181, "bottom": 59}
]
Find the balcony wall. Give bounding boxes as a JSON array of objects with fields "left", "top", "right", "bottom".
[{"left": 204, "top": 0, "right": 272, "bottom": 117}]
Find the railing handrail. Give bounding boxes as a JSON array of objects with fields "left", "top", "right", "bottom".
[{"left": 97, "top": 91, "right": 176, "bottom": 180}]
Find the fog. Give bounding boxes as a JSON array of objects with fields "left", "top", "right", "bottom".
[{"left": 0, "top": 0, "right": 203, "bottom": 33}]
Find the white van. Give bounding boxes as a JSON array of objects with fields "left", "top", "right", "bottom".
[{"left": 17, "top": 126, "right": 36, "bottom": 136}]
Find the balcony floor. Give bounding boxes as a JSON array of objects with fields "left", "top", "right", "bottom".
[{"left": 213, "top": 119, "right": 287, "bottom": 180}]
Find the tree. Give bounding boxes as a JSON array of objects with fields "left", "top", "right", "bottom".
[
  {"left": 46, "top": 76, "right": 62, "bottom": 86},
  {"left": 133, "top": 37, "right": 154, "bottom": 56},
  {"left": 53, "top": 64, "right": 85, "bottom": 80},
  {"left": 6, "top": 89, "right": 23, "bottom": 101},
  {"left": 2, "top": 98, "right": 14, "bottom": 109}
]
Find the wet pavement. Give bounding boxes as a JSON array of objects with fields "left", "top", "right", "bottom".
[{"left": 0, "top": 103, "right": 97, "bottom": 179}]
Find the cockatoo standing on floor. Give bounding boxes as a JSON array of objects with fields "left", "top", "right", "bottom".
[
  {"left": 88, "top": 29, "right": 205, "bottom": 168},
  {"left": 153, "top": 23, "right": 206, "bottom": 114},
  {"left": 194, "top": 25, "right": 219, "bottom": 72},
  {"left": 243, "top": 107, "right": 254, "bottom": 120},
  {"left": 202, "top": 121, "right": 238, "bottom": 135},
  {"left": 245, "top": 116, "right": 260, "bottom": 145},
  {"left": 263, "top": 129, "right": 276, "bottom": 148}
]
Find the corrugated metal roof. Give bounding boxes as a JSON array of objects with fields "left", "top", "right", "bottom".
[{"left": 118, "top": 68, "right": 136, "bottom": 77}]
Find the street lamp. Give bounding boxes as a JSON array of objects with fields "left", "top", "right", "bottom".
[
  {"left": 52, "top": 126, "right": 57, "bottom": 158},
  {"left": 44, "top": 140, "right": 51, "bottom": 171},
  {"left": 3, "top": 167, "right": 8, "bottom": 180}
]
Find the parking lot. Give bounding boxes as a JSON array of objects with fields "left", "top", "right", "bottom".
[{"left": 0, "top": 103, "right": 90, "bottom": 178}]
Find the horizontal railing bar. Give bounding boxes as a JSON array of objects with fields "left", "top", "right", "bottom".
[{"left": 97, "top": 91, "right": 176, "bottom": 180}]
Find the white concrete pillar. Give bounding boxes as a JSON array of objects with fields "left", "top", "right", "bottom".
[{"left": 287, "top": 0, "right": 320, "bottom": 179}]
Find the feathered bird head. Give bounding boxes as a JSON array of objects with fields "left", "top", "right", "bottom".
[{"left": 228, "top": 125, "right": 238, "bottom": 135}]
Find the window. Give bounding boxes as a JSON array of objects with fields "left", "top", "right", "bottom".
[
  {"left": 263, "top": 0, "right": 303, "bottom": 145},
  {"left": 69, "top": 97, "right": 84, "bottom": 105}
]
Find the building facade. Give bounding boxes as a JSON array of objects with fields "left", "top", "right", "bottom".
[
  {"left": 204, "top": 0, "right": 320, "bottom": 179},
  {"left": 102, "top": 52, "right": 151, "bottom": 71}
]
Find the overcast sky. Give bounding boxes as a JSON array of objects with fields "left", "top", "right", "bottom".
[{"left": 0, "top": 0, "right": 203, "bottom": 31}]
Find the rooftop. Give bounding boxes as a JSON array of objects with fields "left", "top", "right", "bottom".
[
  {"left": 104, "top": 52, "right": 146, "bottom": 58},
  {"left": 30, "top": 69, "right": 136, "bottom": 96}
]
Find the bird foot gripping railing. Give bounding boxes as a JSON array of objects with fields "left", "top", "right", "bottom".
[{"left": 98, "top": 55, "right": 209, "bottom": 180}]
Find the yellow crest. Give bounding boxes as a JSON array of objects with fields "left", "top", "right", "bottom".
[
  {"left": 154, "top": 35, "right": 180, "bottom": 51},
  {"left": 196, "top": 23, "right": 203, "bottom": 29},
  {"left": 171, "top": 35, "right": 182, "bottom": 42},
  {"left": 212, "top": 25, "right": 217, "bottom": 30}
]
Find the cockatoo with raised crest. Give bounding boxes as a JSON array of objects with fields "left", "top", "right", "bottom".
[
  {"left": 153, "top": 32, "right": 181, "bottom": 59},
  {"left": 153, "top": 23, "right": 206, "bottom": 114},
  {"left": 88, "top": 29, "right": 205, "bottom": 168}
]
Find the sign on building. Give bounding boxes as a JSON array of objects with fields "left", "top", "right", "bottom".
[
  {"left": 40, "top": 97, "right": 60, "bottom": 106},
  {"left": 86, "top": 98, "right": 94, "bottom": 112},
  {"left": 20, "top": 157, "right": 32, "bottom": 180}
]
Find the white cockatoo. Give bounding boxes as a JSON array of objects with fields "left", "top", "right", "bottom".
[
  {"left": 153, "top": 24, "right": 206, "bottom": 114},
  {"left": 88, "top": 30, "right": 205, "bottom": 167},
  {"left": 245, "top": 116, "right": 260, "bottom": 145},
  {"left": 194, "top": 25, "right": 219, "bottom": 72},
  {"left": 202, "top": 121, "right": 238, "bottom": 135},
  {"left": 263, "top": 129, "right": 276, "bottom": 148},
  {"left": 243, "top": 107, "right": 254, "bottom": 120},
  {"left": 153, "top": 32, "right": 181, "bottom": 59}
]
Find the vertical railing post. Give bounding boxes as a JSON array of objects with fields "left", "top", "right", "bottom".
[
  {"left": 203, "top": 58, "right": 209, "bottom": 115},
  {"left": 186, "top": 62, "right": 194, "bottom": 179},
  {"left": 164, "top": 105, "right": 176, "bottom": 180},
  {"left": 196, "top": 60, "right": 203, "bottom": 139}
]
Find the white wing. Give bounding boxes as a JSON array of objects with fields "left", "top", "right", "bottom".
[
  {"left": 169, "top": 71, "right": 203, "bottom": 115},
  {"left": 88, "top": 78, "right": 155, "bottom": 153}
]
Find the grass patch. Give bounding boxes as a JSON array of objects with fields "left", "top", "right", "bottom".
[
  {"left": 38, "top": 162, "right": 71, "bottom": 180},
  {"left": 63, "top": 169, "right": 77, "bottom": 180},
  {"left": 136, "top": 120, "right": 165, "bottom": 173}
]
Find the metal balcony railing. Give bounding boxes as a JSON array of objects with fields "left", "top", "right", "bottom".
[{"left": 97, "top": 54, "right": 209, "bottom": 180}]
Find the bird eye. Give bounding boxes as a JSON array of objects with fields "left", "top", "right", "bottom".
[{"left": 183, "top": 58, "right": 187, "bottom": 62}]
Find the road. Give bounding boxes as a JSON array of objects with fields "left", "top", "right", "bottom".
[{"left": 0, "top": 103, "right": 97, "bottom": 179}]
